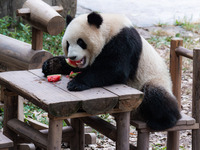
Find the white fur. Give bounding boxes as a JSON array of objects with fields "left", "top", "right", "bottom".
[
  {"left": 62, "top": 13, "right": 173, "bottom": 94},
  {"left": 127, "top": 36, "right": 173, "bottom": 94},
  {"left": 62, "top": 13, "right": 132, "bottom": 67}
]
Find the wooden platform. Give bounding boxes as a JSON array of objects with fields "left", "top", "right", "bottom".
[
  {"left": 0, "top": 69, "right": 143, "bottom": 150},
  {"left": 131, "top": 113, "right": 199, "bottom": 132}
]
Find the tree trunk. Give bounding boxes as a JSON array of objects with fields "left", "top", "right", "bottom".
[{"left": 0, "top": 0, "right": 77, "bottom": 18}]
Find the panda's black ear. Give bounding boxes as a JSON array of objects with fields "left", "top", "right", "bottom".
[
  {"left": 87, "top": 12, "right": 103, "bottom": 28},
  {"left": 66, "top": 15, "right": 73, "bottom": 27}
]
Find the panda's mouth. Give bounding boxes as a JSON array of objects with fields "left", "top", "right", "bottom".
[{"left": 76, "top": 56, "right": 86, "bottom": 68}]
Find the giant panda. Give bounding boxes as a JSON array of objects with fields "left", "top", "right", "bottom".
[{"left": 42, "top": 12, "right": 181, "bottom": 130}]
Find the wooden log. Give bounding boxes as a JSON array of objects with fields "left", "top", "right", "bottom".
[
  {"left": 16, "top": 6, "right": 63, "bottom": 16},
  {"left": 7, "top": 118, "right": 48, "bottom": 149},
  {"left": 22, "top": 0, "right": 65, "bottom": 35},
  {"left": 47, "top": 118, "right": 63, "bottom": 150},
  {"left": 175, "top": 46, "right": 193, "bottom": 59},
  {"left": 192, "top": 48, "right": 200, "bottom": 150},
  {"left": 70, "top": 118, "right": 85, "bottom": 150},
  {"left": 115, "top": 112, "right": 130, "bottom": 150},
  {"left": 167, "top": 38, "right": 183, "bottom": 150},
  {"left": 0, "top": 34, "right": 53, "bottom": 71}
]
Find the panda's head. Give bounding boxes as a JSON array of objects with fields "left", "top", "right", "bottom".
[{"left": 62, "top": 12, "right": 105, "bottom": 68}]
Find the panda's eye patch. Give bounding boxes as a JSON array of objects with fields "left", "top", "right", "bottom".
[
  {"left": 77, "top": 38, "right": 87, "bottom": 49},
  {"left": 66, "top": 41, "right": 70, "bottom": 50}
]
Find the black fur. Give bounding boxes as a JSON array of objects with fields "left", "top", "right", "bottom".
[
  {"left": 87, "top": 12, "right": 103, "bottom": 28},
  {"left": 42, "top": 56, "right": 79, "bottom": 76},
  {"left": 137, "top": 83, "right": 181, "bottom": 130},
  {"left": 42, "top": 27, "right": 142, "bottom": 91},
  {"left": 66, "top": 15, "right": 73, "bottom": 26},
  {"left": 67, "top": 27, "right": 142, "bottom": 91}
]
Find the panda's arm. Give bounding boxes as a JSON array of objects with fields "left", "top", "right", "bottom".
[
  {"left": 67, "top": 63, "right": 130, "bottom": 91},
  {"left": 42, "top": 56, "right": 80, "bottom": 76}
]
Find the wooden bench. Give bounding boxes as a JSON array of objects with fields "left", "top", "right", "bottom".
[{"left": 0, "top": 69, "right": 143, "bottom": 150}]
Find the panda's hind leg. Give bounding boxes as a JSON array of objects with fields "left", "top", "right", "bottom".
[{"left": 137, "top": 83, "right": 181, "bottom": 131}]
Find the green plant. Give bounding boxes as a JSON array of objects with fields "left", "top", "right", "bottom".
[{"left": 0, "top": 16, "right": 65, "bottom": 56}]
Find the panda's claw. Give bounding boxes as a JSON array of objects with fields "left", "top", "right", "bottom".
[{"left": 67, "top": 80, "right": 90, "bottom": 91}]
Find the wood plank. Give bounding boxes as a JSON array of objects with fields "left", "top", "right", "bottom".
[
  {"left": 131, "top": 113, "right": 196, "bottom": 129},
  {"left": 30, "top": 69, "right": 119, "bottom": 115},
  {"left": 0, "top": 70, "right": 81, "bottom": 117},
  {"left": 104, "top": 84, "right": 143, "bottom": 111},
  {"left": 7, "top": 119, "right": 47, "bottom": 149},
  {"left": 0, "top": 132, "right": 13, "bottom": 148}
]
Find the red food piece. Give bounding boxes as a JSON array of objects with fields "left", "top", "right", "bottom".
[
  {"left": 47, "top": 74, "right": 61, "bottom": 82},
  {"left": 66, "top": 58, "right": 81, "bottom": 68},
  {"left": 66, "top": 71, "right": 81, "bottom": 78}
]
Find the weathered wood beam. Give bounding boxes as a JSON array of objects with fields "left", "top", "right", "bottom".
[
  {"left": 175, "top": 46, "right": 193, "bottom": 59},
  {"left": 192, "top": 48, "right": 200, "bottom": 149},
  {"left": 80, "top": 116, "right": 137, "bottom": 150},
  {"left": 16, "top": 6, "right": 63, "bottom": 16},
  {"left": 7, "top": 119, "right": 48, "bottom": 149},
  {"left": 0, "top": 34, "right": 53, "bottom": 71},
  {"left": 20, "top": 0, "right": 65, "bottom": 35}
]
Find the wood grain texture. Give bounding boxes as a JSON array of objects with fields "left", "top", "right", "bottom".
[
  {"left": 7, "top": 119, "right": 47, "bottom": 149},
  {"left": 3, "top": 90, "right": 18, "bottom": 143},
  {"left": 115, "top": 112, "right": 130, "bottom": 150},
  {"left": 32, "top": 27, "right": 43, "bottom": 50},
  {"left": 168, "top": 38, "right": 183, "bottom": 150},
  {"left": 192, "top": 48, "right": 200, "bottom": 150},
  {"left": 47, "top": 119, "right": 63, "bottom": 150},
  {"left": 70, "top": 119, "right": 85, "bottom": 150},
  {"left": 0, "top": 69, "right": 142, "bottom": 117},
  {"left": 175, "top": 46, "right": 193, "bottom": 59},
  {"left": 30, "top": 69, "right": 120, "bottom": 115},
  {"left": 0, "top": 70, "right": 81, "bottom": 116},
  {"left": 22, "top": 0, "right": 65, "bottom": 35},
  {"left": 0, "top": 34, "right": 53, "bottom": 71}
]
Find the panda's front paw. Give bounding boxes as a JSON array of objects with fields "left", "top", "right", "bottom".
[
  {"left": 42, "top": 56, "right": 67, "bottom": 76},
  {"left": 67, "top": 79, "right": 90, "bottom": 91}
]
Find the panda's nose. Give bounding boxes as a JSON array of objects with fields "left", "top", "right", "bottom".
[{"left": 68, "top": 56, "right": 77, "bottom": 60}]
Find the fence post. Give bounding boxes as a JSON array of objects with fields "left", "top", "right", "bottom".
[{"left": 167, "top": 38, "right": 183, "bottom": 150}]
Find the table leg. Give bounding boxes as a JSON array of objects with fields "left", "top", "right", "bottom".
[
  {"left": 70, "top": 118, "right": 85, "bottom": 150},
  {"left": 115, "top": 112, "right": 130, "bottom": 150},
  {"left": 47, "top": 119, "right": 63, "bottom": 150},
  {"left": 3, "top": 89, "right": 18, "bottom": 150}
]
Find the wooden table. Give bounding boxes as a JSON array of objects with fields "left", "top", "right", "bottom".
[{"left": 0, "top": 69, "right": 143, "bottom": 150}]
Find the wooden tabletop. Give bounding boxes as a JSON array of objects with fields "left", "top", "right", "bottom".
[{"left": 0, "top": 69, "right": 143, "bottom": 118}]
